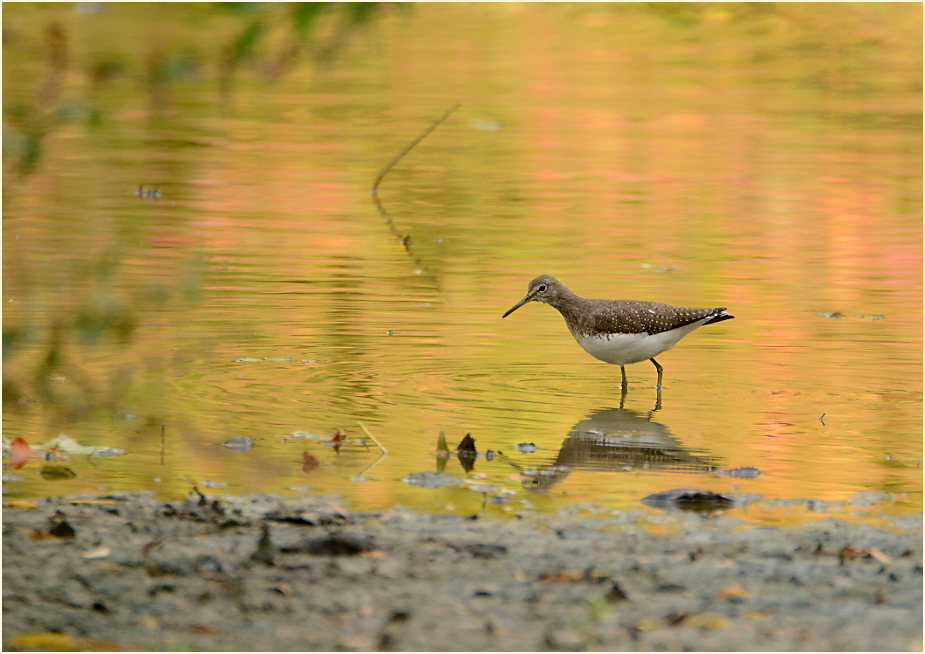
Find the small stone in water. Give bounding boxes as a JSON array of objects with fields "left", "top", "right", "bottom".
[
  {"left": 716, "top": 466, "right": 762, "bottom": 479},
  {"left": 641, "top": 489, "right": 734, "bottom": 512},
  {"left": 401, "top": 472, "right": 462, "bottom": 489},
  {"left": 93, "top": 447, "right": 125, "bottom": 457},
  {"left": 223, "top": 436, "right": 253, "bottom": 451}
]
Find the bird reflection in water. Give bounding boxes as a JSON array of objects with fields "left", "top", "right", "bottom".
[{"left": 517, "top": 406, "right": 720, "bottom": 493}]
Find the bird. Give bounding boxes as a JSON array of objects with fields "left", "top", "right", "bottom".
[{"left": 502, "top": 275, "right": 733, "bottom": 390}]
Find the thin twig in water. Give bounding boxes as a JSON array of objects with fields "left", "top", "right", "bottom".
[
  {"left": 357, "top": 421, "right": 387, "bottom": 455},
  {"left": 352, "top": 447, "right": 388, "bottom": 481},
  {"left": 370, "top": 104, "right": 460, "bottom": 291},
  {"left": 371, "top": 103, "right": 461, "bottom": 195}
]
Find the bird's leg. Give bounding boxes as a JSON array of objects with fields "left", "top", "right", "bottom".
[
  {"left": 650, "top": 358, "right": 663, "bottom": 390},
  {"left": 653, "top": 386, "right": 662, "bottom": 412},
  {"left": 619, "top": 381, "right": 627, "bottom": 410},
  {"left": 620, "top": 365, "right": 627, "bottom": 391}
]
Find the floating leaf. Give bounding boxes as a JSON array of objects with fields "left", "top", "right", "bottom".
[
  {"left": 457, "top": 433, "right": 477, "bottom": 472},
  {"left": 325, "top": 429, "right": 346, "bottom": 455},
  {"left": 436, "top": 427, "right": 448, "bottom": 452},
  {"left": 457, "top": 433, "right": 476, "bottom": 455},
  {"left": 38, "top": 434, "right": 124, "bottom": 457},
  {"left": 302, "top": 451, "right": 320, "bottom": 473},
  {"left": 436, "top": 427, "right": 449, "bottom": 472},
  {"left": 42, "top": 434, "right": 97, "bottom": 455},
  {"left": 10, "top": 437, "right": 37, "bottom": 469},
  {"left": 39, "top": 465, "right": 77, "bottom": 480}
]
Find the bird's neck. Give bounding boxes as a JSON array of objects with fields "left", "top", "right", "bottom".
[{"left": 548, "top": 288, "right": 590, "bottom": 326}]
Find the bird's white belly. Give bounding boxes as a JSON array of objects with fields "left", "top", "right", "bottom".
[{"left": 569, "top": 319, "right": 708, "bottom": 365}]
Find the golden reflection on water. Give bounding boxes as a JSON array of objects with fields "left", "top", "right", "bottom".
[{"left": 2, "top": 4, "right": 921, "bottom": 523}]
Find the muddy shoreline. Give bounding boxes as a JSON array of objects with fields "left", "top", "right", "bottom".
[{"left": 3, "top": 492, "right": 922, "bottom": 651}]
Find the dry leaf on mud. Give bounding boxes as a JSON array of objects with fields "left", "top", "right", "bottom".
[
  {"left": 82, "top": 546, "right": 111, "bottom": 560},
  {"left": 6, "top": 631, "right": 121, "bottom": 651},
  {"left": 717, "top": 585, "right": 750, "bottom": 600},
  {"left": 4, "top": 499, "right": 39, "bottom": 509}
]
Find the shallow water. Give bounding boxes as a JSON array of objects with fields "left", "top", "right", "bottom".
[{"left": 3, "top": 4, "right": 921, "bottom": 522}]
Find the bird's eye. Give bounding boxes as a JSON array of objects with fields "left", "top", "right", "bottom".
[{"left": 538, "top": 284, "right": 547, "bottom": 292}]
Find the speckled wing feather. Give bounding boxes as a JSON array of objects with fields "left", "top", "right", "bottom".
[{"left": 578, "top": 300, "right": 721, "bottom": 336}]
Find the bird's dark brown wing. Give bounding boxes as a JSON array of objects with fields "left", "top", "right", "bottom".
[{"left": 583, "top": 300, "right": 719, "bottom": 336}]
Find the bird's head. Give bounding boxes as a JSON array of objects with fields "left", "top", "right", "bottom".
[{"left": 502, "top": 275, "right": 566, "bottom": 318}]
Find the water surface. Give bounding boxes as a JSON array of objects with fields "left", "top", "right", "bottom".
[{"left": 3, "top": 3, "right": 921, "bottom": 523}]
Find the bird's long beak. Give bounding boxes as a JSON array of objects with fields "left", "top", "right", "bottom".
[{"left": 502, "top": 295, "right": 530, "bottom": 318}]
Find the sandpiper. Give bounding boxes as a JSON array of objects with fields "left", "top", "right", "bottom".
[{"left": 502, "top": 275, "right": 733, "bottom": 389}]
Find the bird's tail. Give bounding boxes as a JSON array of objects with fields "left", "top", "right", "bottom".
[{"left": 704, "top": 308, "right": 734, "bottom": 325}]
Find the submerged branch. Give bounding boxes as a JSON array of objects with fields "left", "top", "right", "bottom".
[
  {"left": 370, "top": 103, "right": 461, "bottom": 195},
  {"left": 369, "top": 104, "right": 460, "bottom": 294}
]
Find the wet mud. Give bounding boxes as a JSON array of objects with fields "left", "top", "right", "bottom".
[{"left": 3, "top": 492, "right": 922, "bottom": 651}]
